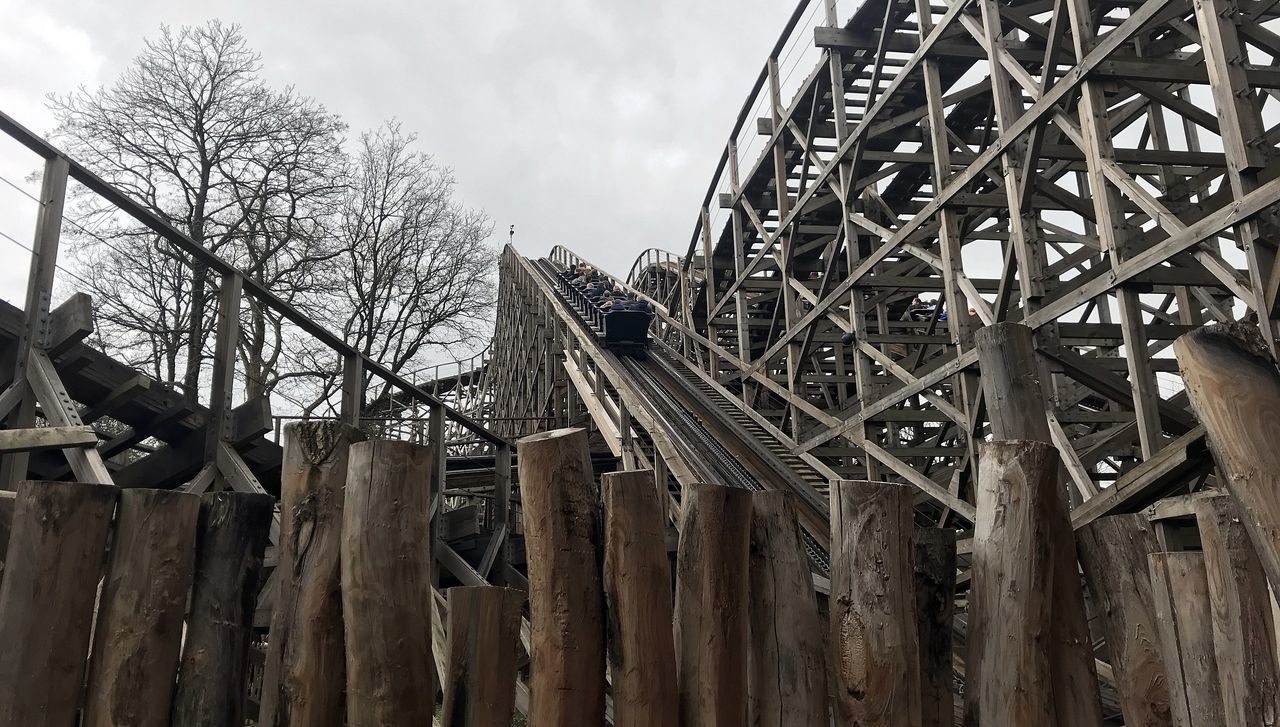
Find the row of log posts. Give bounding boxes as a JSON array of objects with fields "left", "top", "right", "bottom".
[{"left": 0, "top": 481, "right": 272, "bottom": 727}]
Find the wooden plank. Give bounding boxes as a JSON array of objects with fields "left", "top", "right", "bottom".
[
  {"left": 0, "top": 425, "right": 96, "bottom": 453},
  {"left": 440, "top": 586, "right": 523, "bottom": 727},
  {"left": 341, "top": 441, "right": 434, "bottom": 727},
  {"left": 603, "top": 469, "right": 678, "bottom": 727},
  {"left": 83, "top": 489, "right": 200, "bottom": 727},
  {"left": 831, "top": 479, "right": 921, "bottom": 727},
  {"left": 1149, "top": 552, "right": 1225, "bottom": 726},
  {"left": 517, "top": 428, "right": 607, "bottom": 726},
  {"left": 914, "top": 528, "right": 957, "bottom": 727},
  {"left": 0, "top": 480, "right": 118, "bottom": 727}
]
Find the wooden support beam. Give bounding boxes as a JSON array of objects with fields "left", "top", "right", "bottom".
[
  {"left": 747, "top": 490, "right": 827, "bottom": 727},
  {"left": 1149, "top": 551, "right": 1225, "bottom": 725},
  {"left": 0, "top": 481, "right": 118, "bottom": 727},
  {"left": 83, "top": 489, "right": 200, "bottom": 727},
  {"left": 831, "top": 479, "right": 921, "bottom": 727},
  {"left": 602, "top": 469, "right": 678, "bottom": 727},
  {"left": 0, "top": 491, "right": 11, "bottom": 584},
  {"left": 517, "top": 428, "right": 607, "bottom": 726},
  {"left": 0, "top": 425, "right": 96, "bottom": 453},
  {"left": 171, "top": 492, "right": 274, "bottom": 727},
  {"left": 1075, "top": 514, "right": 1173, "bottom": 726},
  {"left": 341, "top": 440, "right": 434, "bottom": 727},
  {"left": 440, "top": 586, "right": 523, "bottom": 727},
  {"left": 675, "top": 483, "right": 751, "bottom": 727},
  {"left": 914, "top": 528, "right": 957, "bottom": 727},
  {"left": 259, "top": 422, "right": 364, "bottom": 727}
]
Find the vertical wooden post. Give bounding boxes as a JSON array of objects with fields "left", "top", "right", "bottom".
[
  {"left": 259, "top": 421, "right": 364, "bottom": 727},
  {"left": 440, "top": 586, "right": 523, "bottom": 727},
  {"left": 341, "top": 440, "right": 435, "bottom": 727},
  {"left": 1194, "top": 495, "right": 1280, "bottom": 726},
  {"left": 0, "top": 481, "right": 117, "bottom": 727},
  {"left": 1075, "top": 514, "right": 1174, "bottom": 726},
  {"left": 83, "top": 489, "right": 200, "bottom": 727},
  {"left": 1175, "top": 325, "right": 1280, "bottom": 592},
  {"left": 747, "top": 490, "right": 827, "bottom": 727},
  {"left": 830, "top": 479, "right": 921, "bottom": 727},
  {"left": 1149, "top": 552, "right": 1225, "bottom": 726},
  {"left": 340, "top": 353, "right": 363, "bottom": 427},
  {"left": 517, "top": 427, "right": 607, "bottom": 726},
  {"left": 675, "top": 483, "right": 751, "bottom": 727},
  {"left": 0, "top": 490, "right": 12, "bottom": 585},
  {"left": 975, "top": 323, "right": 1103, "bottom": 727},
  {"left": 489, "top": 441, "right": 512, "bottom": 585},
  {"left": 913, "top": 528, "right": 956, "bottom": 727},
  {"left": 602, "top": 469, "right": 678, "bottom": 727},
  {"left": 968, "top": 441, "right": 1057, "bottom": 726},
  {"left": 171, "top": 491, "right": 274, "bottom": 727}
]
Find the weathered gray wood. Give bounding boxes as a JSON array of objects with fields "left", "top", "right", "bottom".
[
  {"left": 0, "top": 491, "right": 12, "bottom": 585},
  {"left": 259, "top": 421, "right": 363, "bottom": 727},
  {"left": 440, "top": 586, "right": 523, "bottom": 727},
  {"left": 1175, "top": 325, "right": 1280, "bottom": 594},
  {"left": 517, "top": 427, "right": 607, "bottom": 726},
  {"left": 914, "top": 528, "right": 957, "bottom": 727},
  {"left": 0, "top": 425, "right": 97, "bottom": 453},
  {"left": 675, "top": 483, "right": 752, "bottom": 727},
  {"left": 974, "top": 322, "right": 1051, "bottom": 442},
  {"left": 1194, "top": 494, "right": 1280, "bottom": 726},
  {"left": 341, "top": 439, "right": 435, "bottom": 727},
  {"left": 1149, "top": 552, "right": 1226, "bottom": 726},
  {"left": 1076, "top": 514, "right": 1174, "bottom": 727},
  {"left": 747, "top": 490, "right": 827, "bottom": 727},
  {"left": 83, "top": 489, "right": 199, "bottom": 727},
  {"left": 0, "top": 480, "right": 118, "bottom": 727},
  {"left": 603, "top": 469, "right": 678, "bottom": 727},
  {"left": 831, "top": 479, "right": 921, "bottom": 727},
  {"left": 171, "top": 491, "right": 274, "bottom": 727}
]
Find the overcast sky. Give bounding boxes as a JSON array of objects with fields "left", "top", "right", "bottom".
[{"left": 0, "top": 0, "right": 803, "bottom": 309}]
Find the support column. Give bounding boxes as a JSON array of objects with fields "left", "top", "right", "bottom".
[
  {"left": 914, "top": 528, "right": 957, "bottom": 727},
  {"left": 1149, "top": 552, "right": 1225, "bottom": 725},
  {"left": 440, "top": 586, "right": 523, "bottom": 727}
]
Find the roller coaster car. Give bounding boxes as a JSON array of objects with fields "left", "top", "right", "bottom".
[{"left": 601, "top": 310, "right": 652, "bottom": 358}]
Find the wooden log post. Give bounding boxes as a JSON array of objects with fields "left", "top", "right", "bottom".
[
  {"left": 440, "top": 586, "right": 523, "bottom": 727},
  {"left": 1149, "top": 552, "right": 1225, "bottom": 726},
  {"left": 0, "top": 490, "right": 12, "bottom": 585},
  {"left": 341, "top": 440, "right": 435, "bottom": 727},
  {"left": 83, "top": 489, "right": 200, "bottom": 727},
  {"left": 171, "top": 491, "right": 275, "bottom": 727},
  {"left": 830, "top": 479, "right": 921, "bottom": 727},
  {"left": 975, "top": 323, "right": 1104, "bottom": 727},
  {"left": 0, "top": 481, "right": 117, "bottom": 727},
  {"left": 968, "top": 441, "right": 1058, "bottom": 726},
  {"left": 259, "top": 421, "right": 364, "bottom": 727},
  {"left": 747, "top": 490, "right": 827, "bottom": 727},
  {"left": 602, "top": 469, "right": 678, "bottom": 727},
  {"left": 1194, "top": 494, "right": 1280, "bottom": 726},
  {"left": 1175, "top": 325, "right": 1280, "bottom": 594},
  {"left": 675, "top": 483, "right": 752, "bottom": 727},
  {"left": 1075, "top": 514, "right": 1174, "bottom": 727},
  {"left": 516, "top": 428, "right": 606, "bottom": 726},
  {"left": 913, "top": 528, "right": 956, "bottom": 727}
]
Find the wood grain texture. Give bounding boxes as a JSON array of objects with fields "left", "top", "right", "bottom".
[
  {"left": 171, "top": 491, "right": 274, "bottom": 727},
  {"left": 1149, "top": 551, "right": 1225, "bottom": 726},
  {"left": 440, "top": 586, "right": 523, "bottom": 727},
  {"left": 0, "top": 480, "right": 117, "bottom": 727},
  {"left": 259, "top": 421, "right": 363, "bottom": 727},
  {"left": 913, "top": 528, "right": 956, "bottom": 727},
  {"left": 747, "top": 490, "right": 828, "bottom": 727},
  {"left": 830, "top": 479, "right": 921, "bottom": 727},
  {"left": 341, "top": 439, "right": 435, "bottom": 727},
  {"left": 603, "top": 469, "right": 678, "bottom": 727},
  {"left": 675, "top": 483, "right": 752, "bottom": 727},
  {"left": 83, "top": 489, "right": 200, "bottom": 727},
  {"left": 1194, "top": 494, "right": 1280, "bottom": 727},
  {"left": 0, "top": 491, "right": 12, "bottom": 586},
  {"left": 1175, "top": 324, "right": 1280, "bottom": 592},
  {"left": 516, "top": 427, "right": 607, "bottom": 726}
]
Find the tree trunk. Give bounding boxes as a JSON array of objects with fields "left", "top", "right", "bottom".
[
  {"left": 1149, "top": 552, "right": 1225, "bottom": 726},
  {"left": 516, "top": 428, "right": 607, "bottom": 726},
  {"left": 440, "top": 586, "right": 523, "bottom": 727},
  {"left": 83, "top": 489, "right": 200, "bottom": 727},
  {"left": 171, "top": 491, "right": 275, "bottom": 727},
  {"left": 830, "top": 479, "right": 921, "bottom": 727},
  {"left": 341, "top": 439, "right": 435, "bottom": 727},
  {"left": 675, "top": 483, "right": 752, "bottom": 727},
  {"left": 260, "top": 421, "right": 364, "bottom": 727},
  {"left": 747, "top": 490, "right": 827, "bottom": 727},
  {"left": 914, "top": 528, "right": 956, "bottom": 727},
  {"left": 602, "top": 469, "right": 678, "bottom": 727},
  {"left": 0, "top": 481, "right": 117, "bottom": 727}
]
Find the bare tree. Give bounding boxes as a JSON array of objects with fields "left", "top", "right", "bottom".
[{"left": 47, "top": 21, "right": 346, "bottom": 394}]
